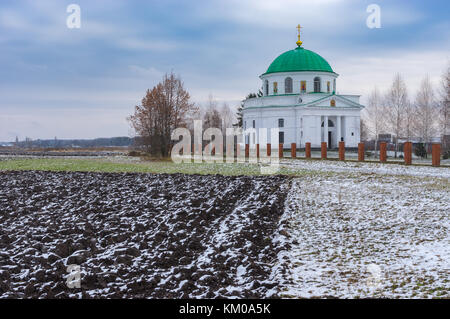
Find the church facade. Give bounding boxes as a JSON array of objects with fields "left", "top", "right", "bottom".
[{"left": 242, "top": 29, "right": 364, "bottom": 149}]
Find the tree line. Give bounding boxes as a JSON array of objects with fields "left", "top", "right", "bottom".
[
  {"left": 13, "top": 136, "right": 132, "bottom": 148},
  {"left": 363, "top": 65, "right": 450, "bottom": 157}
]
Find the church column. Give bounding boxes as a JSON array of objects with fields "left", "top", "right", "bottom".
[
  {"left": 294, "top": 109, "right": 298, "bottom": 147},
  {"left": 317, "top": 116, "right": 322, "bottom": 146},
  {"left": 324, "top": 115, "right": 328, "bottom": 146},
  {"left": 341, "top": 116, "right": 348, "bottom": 142},
  {"left": 337, "top": 116, "right": 341, "bottom": 143}
]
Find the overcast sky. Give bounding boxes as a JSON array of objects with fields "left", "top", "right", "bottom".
[{"left": 0, "top": 0, "right": 449, "bottom": 141}]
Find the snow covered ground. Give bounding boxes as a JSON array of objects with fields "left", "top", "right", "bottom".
[
  {"left": 280, "top": 158, "right": 450, "bottom": 179},
  {"left": 273, "top": 160, "right": 450, "bottom": 298}
]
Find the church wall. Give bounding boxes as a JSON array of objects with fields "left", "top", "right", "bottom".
[
  {"left": 243, "top": 93, "right": 362, "bottom": 109},
  {"left": 261, "top": 71, "right": 338, "bottom": 95},
  {"left": 243, "top": 107, "right": 361, "bottom": 148},
  {"left": 343, "top": 116, "right": 360, "bottom": 147}
]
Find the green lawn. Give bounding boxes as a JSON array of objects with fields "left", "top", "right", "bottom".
[{"left": 0, "top": 157, "right": 297, "bottom": 176}]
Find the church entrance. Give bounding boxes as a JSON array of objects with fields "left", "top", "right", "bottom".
[
  {"left": 321, "top": 119, "right": 335, "bottom": 148},
  {"left": 328, "top": 131, "right": 332, "bottom": 149}
]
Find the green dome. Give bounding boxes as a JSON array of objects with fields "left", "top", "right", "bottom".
[{"left": 264, "top": 47, "right": 334, "bottom": 75}]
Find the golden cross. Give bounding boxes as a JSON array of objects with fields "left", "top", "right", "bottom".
[
  {"left": 297, "top": 24, "right": 302, "bottom": 38},
  {"left": 296, "top": 24, "right": 303, "bottom": 46}
]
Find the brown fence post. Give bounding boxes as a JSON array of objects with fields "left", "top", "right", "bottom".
[
  {"left": 256, "top": 144, "right": 260, "bottom": 158},
  {"left": 305, "top": 142, "right": 311, "bottom": 158},
  {"left": 321, "top": 142, "right": 327, "bottom": 159},
  {"left": 358, "top": 143, "right": 365, "bottom": 161},
  {"left": 339, "top": 141, "right": 345, "bottom": 161},
  {"left": 245, "top": 144, "right": 249, "bottom": 158},
  {"left": 267, "top": 143, "right": 271, "bottom": 157},
  {"left": 404, "top": 142, "right": 412, "bottom": 165},
  {"left": 380, "top": 142, "right": 387, "bottom": 163},
  {"left": 432, "top": 143, "right": 441, "bottom": 167},
  {"left": 291, "top": 143, "right": 296, "bottom": 158},
  {"left": 278, "top": 143, "right": 283, "bottom": 158}
]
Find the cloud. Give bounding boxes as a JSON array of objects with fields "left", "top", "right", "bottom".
[{"left": 117, "top": 38, "right": 177, "bottom": 51}]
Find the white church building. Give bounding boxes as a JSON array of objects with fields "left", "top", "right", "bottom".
[{"left": 242, "top": 28, "right": 364, "bottom": 149}]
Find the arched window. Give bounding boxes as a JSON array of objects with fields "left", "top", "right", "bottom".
[
  {"left": 321, "top": 120, "right": 335, "bottom": 127},
  {"left": 284, "top": 77, "right": 293, "bottom": 93},
  {"left": 314, "top": 77, "right": 321, "bottom": 93},
  {"left": 273, "top": 82, "right": 278, "bottom": 94},
  {"left": 264, "top": 80, "right": 269, "bottom": 96},
  {"left": 330, "top": 99, "right": 336, "bottom": 107}
]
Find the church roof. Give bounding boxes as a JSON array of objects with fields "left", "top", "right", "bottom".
[{"left": 263, "top": 47, "right": 334, "bottom": 75}]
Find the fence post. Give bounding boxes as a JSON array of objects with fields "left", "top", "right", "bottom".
[
  {"left": 432, "top": 143, "right": 441, "bottom": 167},
  {"left": 305, "top": 142, "right": 311, "bottom": 158},
  {"left": 267, "top": 143, "right": 271, "bottom": 157},
  {"left": 256, "top": 144, "right": 260, "bottom": 159},
  {"left": 339, "top": 141, "right": 345, "bottom": 161},
  {"left": 321, "top": 142, "right": 327, "bottom": 159},
  {"left": 291, "top": 143, "right": 296, "bottom": 158},
  {"left": 278, "top": 143, "right": 283, "bottom": 158},
  {"left": 380, "top": 142, "right": 387, "bottom": 163},
  {"left": 404, "top": 142, "right": 412, "bottom": 165},
  {"left": 245, "top": 144, "right": 249, "bottom": 158},
  {"left": 358, "top": 143, "right": 365, "bottom": 161}
]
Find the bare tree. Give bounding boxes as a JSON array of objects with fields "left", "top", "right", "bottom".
[
  {"left": 128, "top": 72, "right": 196, "bottom": 157},
  {"left": 219, "top": 102, "right": 235, "bottom": 134},
  {"left": 414, "top": 75, "right": 438, "bottom": 150},
  {"left": 360, "top": 118, "right": 369, "bottom": 142},
  {"left": 363, "top": 87, "right": 385, "bottom": 155},
  {"left": 438, "top": 64, "right": 450, "bottom": 150},
  {"left": 404, "top": 99, "right": 415, "bottom": 142},
  {"left": 385, "top": 74, "right": 409, "bottom": 157},
  {"left": 203, "top": 95, "right": 222, "bottom": 130}
]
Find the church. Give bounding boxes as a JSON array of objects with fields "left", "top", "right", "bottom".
[{"left": 242, "top": 26, "right": 364, "bottom": 149}]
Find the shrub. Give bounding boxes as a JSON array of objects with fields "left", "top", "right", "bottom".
[{"left": 414, "top": 143, "right": 427, "bottom": 158}]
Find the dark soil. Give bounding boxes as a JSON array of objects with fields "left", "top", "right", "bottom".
[{"left": 0, "top": 171, "right": 290, "bottom": 298}]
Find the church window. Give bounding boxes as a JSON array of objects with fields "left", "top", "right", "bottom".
[
  {"left": 330, "top": 99, "right": 336, "bottom": 107},
  {"left": 264, "top": 80, "right": 269, "bottom": 96},
  {"left": 314, "top": 77, "right": 321, "bottom": 92},
  {"left": 321, "top": 120, "right": 335, "bottom": 127},
  {"left": 279, "top": 132, "right": 284, "bottom": 143},
  {"left": 273, "top": 82, "right": 278, "bottom": 94},
  {"left": 300, "top": 81, "right": 306, "bottom": 93},
  {"left": 327, "top": 81, "right": 330, "bottom": 93},
  {"left": 278, "top": 118, "right": 284, "bottom": 128},
  {"left": 244, "top": 121, "right": 246, "bottom": 129},
  {"left": 252, "top": 120, "right": 255, "bottom": 128},
  {"left": 284, "top": 77, "right": 293, "bottom": 93}
]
